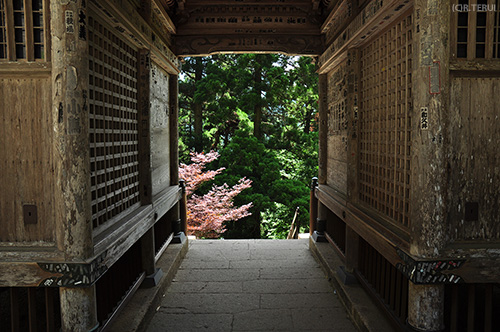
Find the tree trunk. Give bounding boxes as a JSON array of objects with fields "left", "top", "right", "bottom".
[
  {"left": 303, "top": 103, "right": 312, "bottom": 133},
  {"left": 193, "top": 58, "right": 203, "bottom": 151},
  {"left": 253, "top": 57, "right": 263, "bottom": 139}
]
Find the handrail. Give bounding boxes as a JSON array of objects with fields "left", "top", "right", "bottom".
[{"left": 287, "top": 207, "right": 300, "bottom": 240}]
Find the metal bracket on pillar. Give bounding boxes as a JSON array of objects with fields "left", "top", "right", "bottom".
[
  {"left": 396, "top": 249, "right": 465, "bottom": 284},
  {"left": 312, "top": 218, "right": 327, "bottom": 242},
  {"left": 172, "top": 218, "right": 187, "bottom": 244},
  {"left": 141, "top": 268, "right": 164, "bottom": 288}
]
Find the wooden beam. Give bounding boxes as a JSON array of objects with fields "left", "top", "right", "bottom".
[
  {"left": 318, "top": 0, "right": 412, "bottom": 73},
  {"left": 138, "top": 49, "right": 153, "bottom": 206},
  {"left": 174, "top": 34, "right": 323, "bottom": 56},
  {"left": 152, "top": 0, "right": 176, "bottom": 34},
  {"left": 89, "top": 0, "right": 180, "bottom": 74},
  {"left": 186, "top": 0, "right": 311, "bottom": 5},
  {"left": 316, "top": 184, "right": 403, "bottom": 267},
  {"left": 318, "top": 74, "right": 328, "bottom": 183},
  {"left": 169, "top": 74, "right": 179, "bottom": 185}
]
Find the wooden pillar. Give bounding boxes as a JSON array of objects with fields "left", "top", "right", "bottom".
[
  {"left": 346, "top": 49, "right": 360, "bottom": 203},
  {"left": 138, "top": 49, "right": 152, "bottom": 206},
  {"left": 309, "top": 177, "right": 318, "bottom": 235},
  {"left": 169, "top": 73, "right": 187, "bottom": 242},
  {"left": 169, "top": 74, "right": 179, "bottom": 187},
  {"left": 136, "top": 49, "right": 161, "bottom": 285},
  {"left": 344, "top": 226, "right": 359, "bottom": 273},
  {"left": 318, "top": 74, "right": 328, "bottom": 185},
  {"left": 179, "top": 180, "right": 188, "bottom": 235},
  {"left": 408, "top": 284, "right": 445, "bottom": 331},
  {"left": 59, "top": 288, "right": 98, "bottom": 332},
  {"left": 408, "top": 0, "right": 450, "bottom": 330},
  {"left": 51, "top": 0, "right": 97, "bottom": 330},
  {"left": 312, "top": 201, "right": 327, "bottom": 242}
]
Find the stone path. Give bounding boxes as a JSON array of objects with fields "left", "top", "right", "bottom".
[{"left": 145, "top": 239, "right": 358, "bottom": 331}]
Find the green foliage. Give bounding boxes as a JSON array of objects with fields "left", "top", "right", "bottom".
[{"left": 179, "top": 54, "right": 318, "bottom": 239}]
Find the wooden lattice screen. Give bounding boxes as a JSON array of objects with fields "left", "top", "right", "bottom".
[
  {"left": 0, "top": 0, "right": 46, "bottom": 60},
  {"left": 88, "top": 15, "right": 140, "bottom": 229},
  {"left": 327, "top": 62, "right": 348, "bottom": 136},
  {"left": 359, "top": 11, "right": 413, "bottom": 228},
  {"left": 453, "top": 0, "right": 500, "bottom": 59}
]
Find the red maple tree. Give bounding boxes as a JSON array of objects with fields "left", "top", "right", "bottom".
[{"left": 179, "top": 151, "right": 252, "bottom": 238}]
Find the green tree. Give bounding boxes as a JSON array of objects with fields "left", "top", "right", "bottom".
[{"left": 178, "top": 54, "right": 319, "bottom": 239}]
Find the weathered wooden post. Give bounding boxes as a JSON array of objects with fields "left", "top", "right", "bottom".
[
  {"left": 309, "top": 177, "right": 318, "bottom": 235},
  {"left": 169, "top": 73, "right": 187, "bottom": 242},
  {"left": 179, "top": 179, "right": 188, "bottom": 236},
  {"left": 318, "top": 74, "right": 328, "bottom": 186},
  {"left": 314, "top": 72, "right": 328, "bottom": 243},
  {"left": 408, "top": 0, "right": 450, "bottom": 330},
  {"left": 51, "top": 0, "right": 97, "bottom": 330}
]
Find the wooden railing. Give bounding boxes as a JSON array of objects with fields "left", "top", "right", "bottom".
[
  {"left": 96, "top": 240, "right": 145, "bottom": 331},
  {"left": 357, "top": 237, "right": 408, "bottom": 330},
  {"left": 0, "top": 287, "right": 61, "bottom": 331},
  {"left": 287, "top": 207, "right": 300, "bottom": 239},
  {"left": 445, "top": 283, "right": 500, "bottom": 332},
  {"left": 324, "top": 208, "right": 346, "bottom": 256}
]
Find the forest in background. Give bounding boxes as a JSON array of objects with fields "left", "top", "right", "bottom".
[{"left": 178, "top": 54, "right": 319, "bottom": 239}]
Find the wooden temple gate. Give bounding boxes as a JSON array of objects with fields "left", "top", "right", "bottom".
[{"left": 0, "top": 0, "right": 499, "bottom": 331}]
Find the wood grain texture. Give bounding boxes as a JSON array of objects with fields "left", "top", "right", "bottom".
[
  {"left": 325, "top": 60, "right": 348, "bottom": 194},
  {"left": 150, "top": 62, "right": 171, "bottom": 196},
  {"left": 448, "top": 77, "right": 500, "bottom": 241},
  {"left": 0, "top": 77, "right": 54, "bottom": 243}
]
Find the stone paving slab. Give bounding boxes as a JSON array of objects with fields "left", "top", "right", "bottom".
[
  {"left": 168, "top": 281, "right": 244, "bottom": 293},
  {"left": 145, "top": 239, "right": 358, "bottom": 332},
  {"left": 229, "top": 257, "right": 320, "bottom": 269},
  {"left": 147, "top": 313, "right": 233, "bottom": 332},
  {"left": 259, "top": 293, "right": 343, "bottom": 309},
  {"left": 259, "top": 266, "right": 324, "bottom": 279},
  {"left": 174, "top": 268, "right": 260, "bottom": 282}
]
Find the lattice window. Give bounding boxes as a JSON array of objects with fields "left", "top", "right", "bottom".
[
  {"left": 88, "top": 15, "right": 140, "bottom": 229},
  {"left": 32, "top": 0, "right": 43, "bottom": 59},
  {"left": 12, "top": 0, "right": 24, "bottom": 58},
  {"left": 327, "top": 63, "right": 348, "bottom": 136},
  {"left": 0, "top": 2, "right": 6, "bottom": 58},
  {"left": 453, "top": 0, "right": 500, "bottom": 59},
  {"left": 495, "top": 0, "right": 500, "bottom": 57},
  {"left": 0, "top": 0, "right": 46, "bottom": 60},
  {"left": 359, "top": 12, "right": 413, "bottom": 228}
]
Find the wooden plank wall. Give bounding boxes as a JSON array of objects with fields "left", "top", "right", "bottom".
[
  {"left": 0, "top": 77, "right": 54, "bottom": 242},
  {"left": 326, "top": 60, "right": 349, "bottom": 194},
  {"left": 448, "top": 77, "right": 500, "bottom": 241},
  {"left": 150, "top": 62, "right": 170, "bottom": 197}
]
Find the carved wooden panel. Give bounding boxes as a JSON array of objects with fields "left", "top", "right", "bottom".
[
  {"left": 88, "top": 14, "right": 140, "bottom": 230},
  {"left": 359, "top": 12, "right": 413, "bottom": 228},
  {"left": 175, "top": 34, "right": 323, "bottom": 56},
  {"left": 174, "top": 0, "right": 323, "bottom": 55}
]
